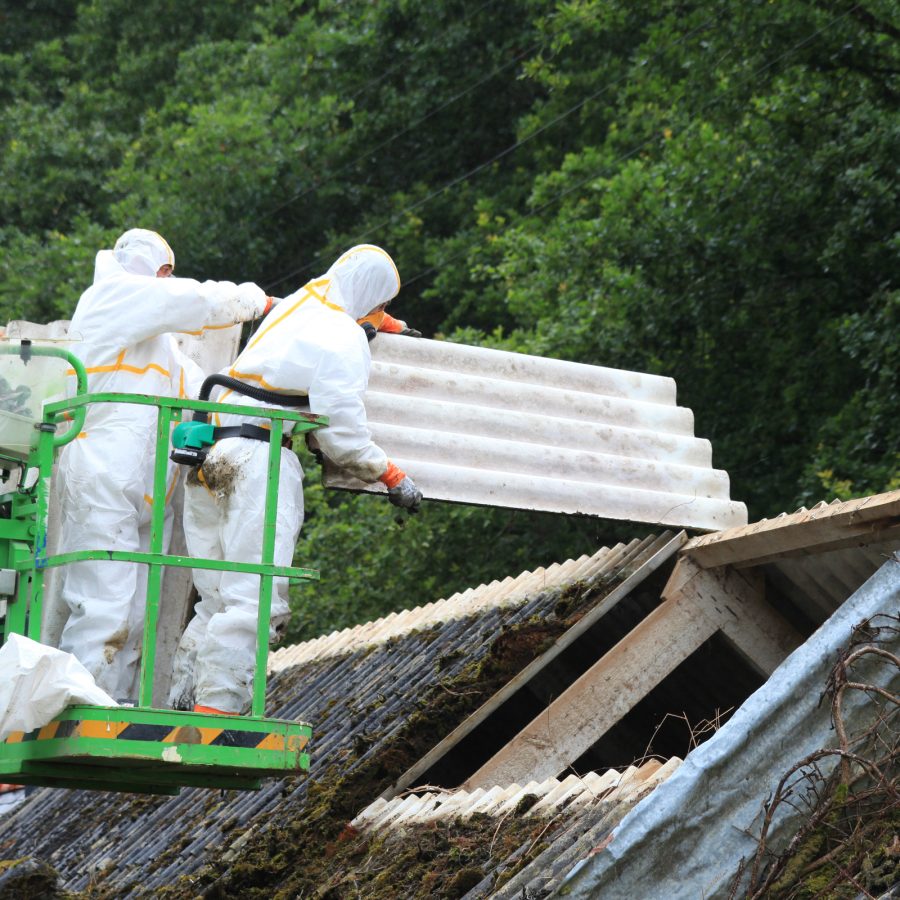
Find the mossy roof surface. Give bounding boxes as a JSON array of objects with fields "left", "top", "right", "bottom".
[{"left": 0, "top": 539, "right": 661, "bottom": 897}]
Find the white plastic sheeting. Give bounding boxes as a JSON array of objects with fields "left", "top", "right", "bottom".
[
  {"left": 0, "top": 635, "right": 116, "bottom": 740},
  {"left": 323, "top": 335, "right": 747, "bottom": 532},
  {"left": 557, "top": 552, "right": 900, "bottom": 899}
]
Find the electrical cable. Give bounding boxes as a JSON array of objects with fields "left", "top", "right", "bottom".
[
  {"left": 266, "top": 0, "right": 508, "bottom": 215},
  {"left": 262, "top": 10, "right": 723, "bottom": 292},
  {"left": 267, "top": 37, "right": 542, "bottom": 218},
  {"left": 399, "top": 3, "right": 863, "bottom": 292},
  {"left": 268, "top": 0, "right": 664, "bottom": 227}
]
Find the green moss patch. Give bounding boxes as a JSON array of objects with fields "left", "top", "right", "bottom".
[
  {"left": 152, "top": 612, "right": 582, "bottom": 899},
  {"left": 0, "top": 857, "right": 69, "bottom": 899}
]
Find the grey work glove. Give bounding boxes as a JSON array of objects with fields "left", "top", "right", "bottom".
[{"left": 387, "top": 475, "right": 423, "bottom": 513}]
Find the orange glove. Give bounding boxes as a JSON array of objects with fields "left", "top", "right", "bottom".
[
  {"left": 379, "top": 461, "right": 406, "bottom": 489},
  {"left": 379, "top": 461, "right": 423, "bottom": 512},
  {"left": 379, "top": 313, "right": 422, "bottom": 337}
]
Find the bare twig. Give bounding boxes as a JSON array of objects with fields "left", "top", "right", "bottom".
[{"left": 734, "top": 614, "right": 899, "bottom": 899}]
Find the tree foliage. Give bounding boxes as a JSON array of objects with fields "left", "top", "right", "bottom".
[{"left": 2, "top": 0, "right": 896, "bottom": 639}]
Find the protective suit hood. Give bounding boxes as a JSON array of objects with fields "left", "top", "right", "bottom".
[
  {"left": 92, "top": 249, "right": 127, "bottom": 284},
  {"left": 111, "top": 228, "right": 175, "bottom": 278},
  {"left": 324, "top": 245, "right": 401, "bottom": 320}
]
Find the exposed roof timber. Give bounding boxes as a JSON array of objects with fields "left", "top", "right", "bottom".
[
  {"left": 663, "top": 558, "right": 804, "bottom": 677},
  {"left": 731, "top": 522, "right": 900, "bottom": 568},
  {"left": 463, "top": 575, "right": 720, "bottom": 788},
  {"left": 384, "top": 531, "right": 685, "bottom": 800},
  {"left": 560, "top": 553, "right": 900, "bottom": 898},
  {"left": 463, "top": 554, "right": 803, "bottom": 789},
  {"left": 684, "top": 490, "right": 900, "bottom": 568},
  {"left": 323, "top": 335, "right": 747, "bottom": 532}
]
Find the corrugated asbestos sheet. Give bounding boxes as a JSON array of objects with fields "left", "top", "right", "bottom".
[
  {"left": 342, "top": 760, "right": 681, "bottom": 899},
  {"left": 322, "top": 335, "right": 748, "bottom": 532},
  {"left": 270, "top": 540, "right": 643, "bottom": 672},
  {"left": 350, "top": 762, "right": 679, "bottom": 830},
  {"left": 0, "top": 538, "right": 667, "bottom": 896}
]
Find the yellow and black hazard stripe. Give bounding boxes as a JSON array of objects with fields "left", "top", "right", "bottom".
[
  {"left": 4, "top": 719, "right": 306, "bottom": 752},
  {"left": 4, "top": 719, "right": 79, "bottom": 743}
]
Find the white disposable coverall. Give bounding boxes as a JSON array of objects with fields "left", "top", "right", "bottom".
[
  {"left": 58, "top": 229, "right": 268, "bottom": 699},
  {"left": 170, "top": 244, "right": 401, "bottom": 713}
]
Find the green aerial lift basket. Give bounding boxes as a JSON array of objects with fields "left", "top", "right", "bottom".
[{"left": 0, "top": 340, "right": 328, "bottom": 794}]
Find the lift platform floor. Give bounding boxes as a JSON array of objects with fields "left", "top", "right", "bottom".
[{"left": 0, "top": 705, "right": 312, "bottom": 794}]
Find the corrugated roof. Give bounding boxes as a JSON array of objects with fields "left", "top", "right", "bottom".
[
  {"left": 4, "top": 494, "right": 892, "bottom": 896},
  {"left": 684, "top": 491, "right": 900, "bottom": 567},
  {"left": 278, "top": 760, "right": 683, "bottom": 899},
  {"left": 323, "top": 335, "right": 747, "bottom": 532},
  {"left": 684, "top": 491, "right": 900, "bottom": 624},
  {"left": 270, "top": 539, "right": 647, "bottom": 672},
  {"left": 0, "top": 538, "right": 670, "bottom": 895},
  {"left": 352, "top": 759, "right": 680, "bottom": 830}
]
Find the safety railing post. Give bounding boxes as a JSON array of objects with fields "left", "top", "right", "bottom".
[
  {"left": 137, "top": 404, "right": 173, "bottom": 708},
  {"left": 26, "top": 414, "right": 58, "bottom": 641},
  {"left": 252, "top": 417, "right": 284, "bottom": 717}
]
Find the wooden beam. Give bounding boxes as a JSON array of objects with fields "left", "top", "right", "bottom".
[
  {"left": 463, "top": 576, "right": 719, "bottom": 789},
  {"left": 464, "top": 555, "right": 807, "bottom": 789},
  {"left": 382, "top": 531, "right": 686, "bottom": 799},
  {"left": 666, "top": 558, "right": 804, "bottom": 677},
  {"left": 684, "top": 491, "right": 900, "bottom": 569},
  {"left": 731, "top": 524, "right": 900, "bottom": 570}
]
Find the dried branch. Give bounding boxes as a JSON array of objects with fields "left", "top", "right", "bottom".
[{"left": 733, "top": 614, "right": 899, "bottom": 899}]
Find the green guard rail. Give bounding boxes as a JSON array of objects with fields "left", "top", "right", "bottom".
[{"left": 0, "top": 343, "right": 327, "bottom": 718}]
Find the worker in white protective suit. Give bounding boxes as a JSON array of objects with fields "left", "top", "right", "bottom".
[
  {"left": 169, "top": 244, "right": 423, "bottom": 715},
  {"left": 58, "top": 228, "right": 274, "bottom": 701}
]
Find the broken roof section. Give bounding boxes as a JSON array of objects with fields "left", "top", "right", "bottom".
[
  {"left": 561, "top": 553, "right": 899, "bottom": 899},
  {"left": 323, "top": 335, "right": 748, "bottom": 532},
  {"left": 1, "top": 493, "right": 895, "bottom": 897}
]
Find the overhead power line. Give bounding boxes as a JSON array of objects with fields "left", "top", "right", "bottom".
[
  {"left": 263, "top": 12, "right": 722, "bottom": 292},
  {"left": 265, "top": 0, "right": 512, "bottom": 216},
  {"left": 267, "top": 37, "right": 541, "bottom": 219},
  {"left": 399, "top": 4, "right": 863, "bottom": 291}
]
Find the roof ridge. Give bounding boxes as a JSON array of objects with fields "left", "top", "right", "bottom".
[{"left": 269, "top": 543, "right": 620, "bottom": 673}]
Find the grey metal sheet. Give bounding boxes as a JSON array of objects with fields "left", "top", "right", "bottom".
[{"left": 323, "top": 335, "right": 747, "bottom": 532}]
